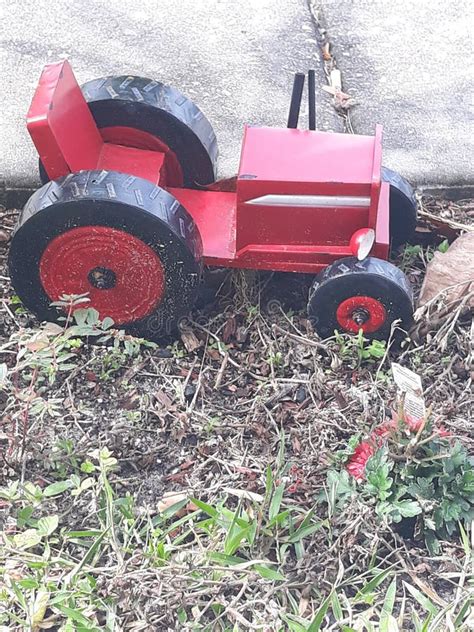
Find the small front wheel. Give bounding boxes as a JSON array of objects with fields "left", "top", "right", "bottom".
[{"left": 307, "top": 257, "right": 413, "bottom": 340}]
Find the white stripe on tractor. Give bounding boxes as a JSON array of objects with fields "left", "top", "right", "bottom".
[{"left": 246, "top": 194, "right": 371, "bottom": 207}]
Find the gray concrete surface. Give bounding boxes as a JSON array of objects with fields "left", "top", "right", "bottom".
[
  {"left": 314, "top": 0, "right": 474, "bottom": 188},
  {"left": 0, "top": 0, "right": 341, "bottom": 194}
]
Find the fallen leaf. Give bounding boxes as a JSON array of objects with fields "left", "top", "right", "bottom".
[
  {"left": 40, "top": 322, "right": 63, "bottom": 337},
  {"left": 155, "top": 390, "right": 173, "bottom": 409},
  {"left": 181, "top": 330, "right": 202, "bottom": 352},
  {"left": 202, "top": 175, "right": 237, "bottom": 192},
  {"left": 222, "top": 317, "right": 237, "bottom": 342},
  {"left": 223, "top": 487, "right": 265, "bottom": 503},
  {"left": 179, "top": 459, "right": 195, "bottom": 471},
  {"left": 330, "top": 68, "right": 342, "bottom": 90},
  {"left": 25, "top": 336, "right": 49, "bottom": 352},
  {"left": 419, "top": 232, "right": 474, "bottom": 307},
  {"left": 157, "top": 491, "right": 198, "bottom": 515},
  {"left": 321, "top": 42, "right": 331, "bottom": 61},
  {"left": 292, "top": 434, "right": 301, "bottom": 454},
  {"left": 298, "top": 596, "right": 309, "bottom": 616}
]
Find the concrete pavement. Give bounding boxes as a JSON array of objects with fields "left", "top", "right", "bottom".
[
  {"left": 0, "top": 0, "right": 341, "bottom": 200},
  {"left": 1, "top": 0, "right": 472, "bottom": 202},
  {"left": 313, "top": 0, "right": 474, "bottom": 192}
]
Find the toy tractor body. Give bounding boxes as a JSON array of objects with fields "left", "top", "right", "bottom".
[{"left": 9, "top": 61, "right": 417, "bottom": 340}]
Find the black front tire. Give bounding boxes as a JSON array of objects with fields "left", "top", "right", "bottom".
[{"left": 307, "top": 256, "right": 413, "bottom": 340}]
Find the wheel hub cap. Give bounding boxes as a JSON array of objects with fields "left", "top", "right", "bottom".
[
  {"left": 39, "top": 226, "right": 165, "bottom": 324},
  {"left": 336, "top": 296, "right": 387, "bottom": 333}
]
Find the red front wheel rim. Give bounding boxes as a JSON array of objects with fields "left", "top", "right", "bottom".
[
  {"left": 336, "top": 296, "right": 387, "bottom": 333},
  {"left": 39, "top": 226, "right": 165, "bottom": 324}
]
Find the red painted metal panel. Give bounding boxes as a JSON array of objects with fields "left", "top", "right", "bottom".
[
  {"left": 235, "top": 125, "right": 381, "bottom": 252},
  {"left": 238, "top": 126, "right": 376, "bottom": 187},
  {"left": 235, "top": 202, "right": 368, "bottom": 251},
  {"left": 171, "top": 124, "right": 389, "bottom": 273},
  {"left": 368, "top": 124, "right": 383, "bottom": 228},
  {"left": 168, "top": 188, "right": 236, "bottom": 262},
  {"left": 373, "top": 182, "right": 390, "bottom": 259},
  {"left": 100, "top": 126, "right": 183, "bottom": 187},
  {"left": 233, "top": 243, "right": 353, "bottom": 273},
  {"left": 98, "top": 143, "right": 166, "bottom": 186},
  {"left": 169, "top": 186, "right": 373, "bottom": 273},
  {"left": 27, "top": 60, "right": 103, "bottom": 179}
]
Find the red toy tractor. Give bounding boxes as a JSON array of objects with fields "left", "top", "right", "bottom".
[{"left": 9, "top": 62, "right": 417, "bottom": 341}]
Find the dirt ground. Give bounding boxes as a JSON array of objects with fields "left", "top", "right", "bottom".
[{"left": 0, "top": 196, "right": 473, "bottom": 630}]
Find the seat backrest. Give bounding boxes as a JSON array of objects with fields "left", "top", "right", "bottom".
[{"left": 27, "top": 60, "right": 103, "bottom": 180}]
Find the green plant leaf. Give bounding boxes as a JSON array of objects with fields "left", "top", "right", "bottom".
[
  {"left": 224, "top": 521, "right": 251, "bottom": 556},
  {"left": 43, "top": 480, "right": 73, "bottom": 497},
  {"left": 402, "top": 581, "right": 439, "bottom": 616},
  {"left": 424, "top": 530, "right": 441, "bottom": 556},
  {"left": 394, "top": 500, "right": 422, "bottom": 518},
  {"left": 286, "top": 522, "right": 323, "bottom": 543},
  {"left": 101, "top": 317, "right": 114, "bottom": 330},
  {"left": 269, "top": 482, "right": 285, "bottom": 522},
  {"left": 208, "top": 552, "right": 248, "bottom": 566},
  {"left": 354, "top": 568, "right": 392, "bottom": 602},
  {"left": 330, "top": 590, "right": 343, "bottom": 621},
  {"left": 308, "top": 592, "right": 332, "bottom": 631},
  {"left": 36, "top": 515, "right": 59, "bottom": 536},
  {"left": 437, "top": 239, "right": 449, "bottom": 253},
  {"left": 190, "top": 498, "right": 218, "bottom": 519},
  {"left": 253, "top": 564, "right": 286, "bottom": 581},
  {"left": 80, "top": 460, "right": 96, "bottom": 474},
  {"left": 65, "top": 530, "right": 104, "bottom": 538},
  {"left": 380, "top": 614, "right": 399, "bottom": 632},
  {"left": 13, "top": 528, "right": 42, "bottom": 549},
  {"left": 32, "top": 588, "right": 50, "bottom": 627},
  {"left": 380, "top": 578, "right": 397, "bottom": 631},
  {"left": 55, "top": 604, "right": 98, "bottom": 628},
  {"left": 454, "top": 595, "right": 473, "bottom": 627}
]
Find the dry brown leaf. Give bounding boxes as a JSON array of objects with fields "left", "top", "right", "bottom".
[
  {"left": 25, "top": 336, "right": 49, "bottom": 352},
  {"left": 222, "top": 316, "right": 237, "bottom": 342},
  {"left": 155, "top": 390, "right": 173, "bottom": 409},
  {"left": 223, "top": 487, "right": 265, "bottom": 503},
  {"left": 321, "top": 85, "right": 351, "bottom": 99},
  {"left": 180, "top": 329, "right": 202, "bottom": 352},
  {"left": 42, "top": 322, "right": 64, "bottom": 336},
  {"left": 322, "top": 42, "right": 331, "bottom": 60},
  {"left": 419, "top": 232, "right": 474, "bottom": 307},
  {"left": 157, "top": 491, "right": 198, "bottom": 515},
  {"left": 298, "top": 596, "right": 309, "bottom": 616}
]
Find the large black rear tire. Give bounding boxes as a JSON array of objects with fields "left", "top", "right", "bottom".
[
  {"left": 40, "top": 75, "right": 218, "bottom": 189},
  {"left": 9, "top": 170, "right": 203, "bottom": 340},
  {"left": 382, "top": 166, "right": 417, "bottom": 249}
]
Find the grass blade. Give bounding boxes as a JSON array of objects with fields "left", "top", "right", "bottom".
[
  {"left": 403, "top": 581, "right": 439, "bottom": 617},
  {"left": 308, "top": 592, "right": 332, "bottom": 631}
]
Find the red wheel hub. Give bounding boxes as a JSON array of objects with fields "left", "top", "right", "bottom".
[
  {"left": 39, "top": 226, "right": 165, "bottom": 324},
  {"left": 336, "top": 296, "right": 387, "bottom": 333},
  {"left": 100, "top": 126, "right": 183, "bottom": 186}
]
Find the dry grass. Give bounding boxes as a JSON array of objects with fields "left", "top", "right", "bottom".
[{"left": 0, "top": 197, "right": 472, "bottom": 630}]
